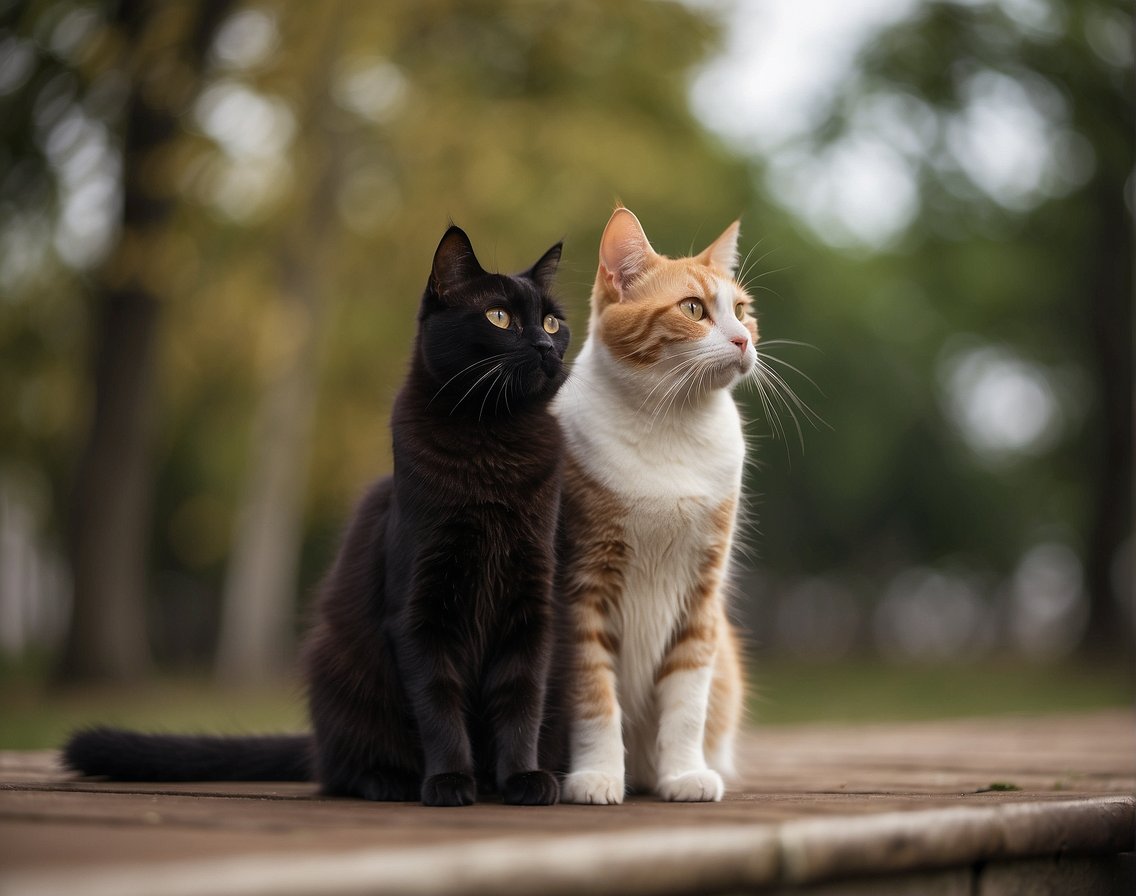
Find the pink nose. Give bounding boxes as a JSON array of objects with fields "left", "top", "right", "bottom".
[{"left": 731, "top": 336, "right": 748, "bottom": 352}]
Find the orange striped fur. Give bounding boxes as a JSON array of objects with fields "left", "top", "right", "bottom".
[{"left": 555, "top": 207, "right": 754, "bottom": 803}]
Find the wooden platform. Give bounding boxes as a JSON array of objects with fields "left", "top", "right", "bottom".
[{"left": 1, "top": 710, "right": 1133, "bottom": 895}]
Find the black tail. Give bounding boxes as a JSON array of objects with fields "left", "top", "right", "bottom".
[{"left": 63, "top": 727, "right": 313, "bottom": 782}]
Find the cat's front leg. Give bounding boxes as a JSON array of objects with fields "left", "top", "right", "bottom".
[
  {"left": 409, "top": 671, "right": 477, "bottom": 806},
  {"left": 394, "top": 619, "right": 477, "bottom": 807},
  {"left": 563, "top": 623, "right": 626, "bottom": 805},
  {"left": 483, "top": 590, "right": 559, "bottom": 806},
  {"left": 410, "top": 681, "right": 477, "bottom": 805},
  {"left": 653, "top": 610, "right": 723, "bottom": 803}
]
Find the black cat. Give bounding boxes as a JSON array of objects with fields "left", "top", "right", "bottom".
[{"left": 65, "top": 225, "right": 571, "bottom": 807}]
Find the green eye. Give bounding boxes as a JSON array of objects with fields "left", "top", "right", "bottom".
[
  {"left": 734, "top": 302, "right": 746, "bottom": 321},
  {"left": 543, "top": 314, "right": 560, "bottom": 334},
  {"left": 679, "top": 298, "right": 705, "bottom": 321},
  {"left": 486, "top": 308, "right": 511, "bottom": 328}
]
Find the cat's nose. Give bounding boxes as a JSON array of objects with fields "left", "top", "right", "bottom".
[
  {"left": 531, "top": 330, "right": 554, "bottom": 354},
  {"left": 730, "top": 336, "right": 749, "bottom": 352}
]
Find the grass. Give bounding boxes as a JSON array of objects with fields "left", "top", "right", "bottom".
[
  {"left": 748, "top": 657, "right": 1133, "bottom": 725},
  {"left": 0, "top": 675, "right": 307, "bottom": 751},
  {"left": 0, "top": 658, "right": 1130, "bottom": 750}
]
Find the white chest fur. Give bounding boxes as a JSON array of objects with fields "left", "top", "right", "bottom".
[
  {"left": 555, "top": 341, "right": 746, "bottom": 499},
  {"left": 555, "top": 339, "right": 744, "bottom": 715}
]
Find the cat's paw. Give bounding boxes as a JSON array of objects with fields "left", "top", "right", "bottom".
[
  {"left": 656, "top": 769, "right": 724, "bottom": 802},
  {"left": 561, "top": 770, "right": 625, "bottom": 805},
  {"left": 502, "top": 770, "right": 559, "bottom": 806},
  {"left": 421, "top": 772, "right": 476, "bottom": 807}
]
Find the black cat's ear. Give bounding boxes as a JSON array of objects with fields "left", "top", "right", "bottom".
[
  {"left": 430, "top": 225, "right": 485, "bottom": 297},
  {"left": 525, "top": 241, "right": 563, "bottom": 293}
]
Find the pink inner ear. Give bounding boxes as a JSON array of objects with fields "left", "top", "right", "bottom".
[{"left": 600, "top": 208, "right": 654, "bottom": 290}]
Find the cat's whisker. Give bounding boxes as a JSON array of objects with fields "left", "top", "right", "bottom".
[
  {"left": 429, "top": 354, "right": 509, "bottom": 407},
  {"left": 493, "top": 371, "right": 506, "bottom": 418},
  {"left": 661, "top": 369, "right": 695, "bottom": 420},
  {"left": 689, "top": 359, "right": 716, "bottom": 413},
  {"left": 757, "top": 359, "right": 827, "bottom": 430},
  {"left": 748, "top": 368, "right": 787, "bottom": 444},
  {"left": 647, "top": 368, "right": 690, "bottom": 426},
  {"left": 750, "top": 357, "right": 830, "bottom": 457},
  {"left": 497, "top": 367, "right": 515, "bottom": 420},
  {"left": 685, "top": 365, "right": 710, "bottom": 414},
  {"left": 756, "top": 338, "right": 820, "bottom": 351},
  {"left": 735, "top": 239, "right": 764, "bottom": 283},
  {"left": 637, "top": 352, "right": 708, "bottom": 413},
  {"left": 479, "top": 369, "right": 506, "bottom": 422},
  {"left": 753, "top": 365, "right": 793, "bottom": 445},
  {"left": 736, "top": 240, "right": 775, "bottom": 290},
  {"left": 638, "top": 354, "right": 704, "bottom": 407},
  {"left": 744, "top": 283, "right": 785, "bottom": 299},
  {"left": 451, "top": 363, "right": 504, "bottom": 416},
  {"left": 757, "top": 350, "right": 825, "bottom": 396},
  {"left": 757, "top": 365, "right": 805, "bottom": 449},
  {"left": 654, "top": 360, "right": 708, "bottom": 425},
  {"left": 644, "top": 356, "right": 708, "bottom": 423},
  {"left": 742, "top": 262, "right": 791, "bottom": 285}
]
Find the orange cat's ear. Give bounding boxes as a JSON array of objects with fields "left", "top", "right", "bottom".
[
  {"left": 698, "top": 220, "right": 741, "bottom": 277},
  {"left": 599, "top": 207, "right": 654, "bottom": 296}
]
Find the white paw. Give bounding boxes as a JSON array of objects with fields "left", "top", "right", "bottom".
[
  {"left": 562, "top": 770, "right": 625, "bottom": 805},
  {"left": 657, "top": 769, "right": 724, "bottom": 802}
]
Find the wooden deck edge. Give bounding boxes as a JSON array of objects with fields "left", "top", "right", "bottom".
[{"left": 2, "top": 796, "right": 1133, "bottom": 896}]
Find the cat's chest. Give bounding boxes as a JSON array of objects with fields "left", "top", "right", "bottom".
[
  {"left": 562, "top": 393, "right": 744, "bottom": 503},
  {"left": 395, "top": 419, "right": 561, "bottom": 501},
  {"left": 620, "top": 494, "right": 726, "bottom": 582}
]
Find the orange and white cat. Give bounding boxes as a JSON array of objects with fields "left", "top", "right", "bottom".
[{"left": 555, "top": 207, "right": 753, "bottom": 804}]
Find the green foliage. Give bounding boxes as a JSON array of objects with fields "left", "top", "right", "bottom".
[
  {"left": 0, "top": 0, "right": 1130, "bottom": 668},
  {"left": 733, "top": 0, "right": 1132, "bottom": 623}
]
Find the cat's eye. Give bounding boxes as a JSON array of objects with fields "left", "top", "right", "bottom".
[
  {"left": 679, "top": 298, "right": 705, "bottom": 321},
  {"left": 486, "top": 308, "right": 511, "bottom": 329},
  {"left": 543, "top": 314, "right": 560, "bottom": 334},
  {"left": 734, "top": 302, "right": 746, "bottom": 321}
]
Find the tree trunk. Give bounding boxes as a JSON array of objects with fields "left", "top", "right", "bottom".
[
  {"left": 61, "top": 285, "right": 158, "bottom": 680},
  {"left": 59, "top": 0, "right": 233, "bottom": 682},
  {"left": 215, "top": 6, "right": 343, "bottom": 683},
  {"left": 213, "top": 265, "right": 322, "bottom": 682},
  {"left": 1076, "top": 178, "right": 1134, "bottom": 662}
]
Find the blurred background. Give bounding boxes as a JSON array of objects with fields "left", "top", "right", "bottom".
[{"left": 0, "top": 0, "right": 1132, "bottom": 745}]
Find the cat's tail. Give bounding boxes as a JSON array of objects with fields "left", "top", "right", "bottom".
[{"left": 63, "top": 727, "right": 313, "bottom": 782}]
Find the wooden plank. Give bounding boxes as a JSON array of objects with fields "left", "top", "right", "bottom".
[{"left": 0, "top": 710, "right": 1132, "bottom": 895}]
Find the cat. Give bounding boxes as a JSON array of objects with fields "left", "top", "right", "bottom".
[
  {"left": 65, "top": 225, "right": 571, "bottom": 807},
  {"left": 552, "top": 206, "right": 752, "bottom": 804}
]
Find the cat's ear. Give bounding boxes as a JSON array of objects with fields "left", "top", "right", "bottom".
[
  {"left": 697, "top": 220, "right": 741, "bottom": 276},
  {"left": 430, "top": 225, "right": 485, "bottom": 297},
  {"left": 599, "top": 207, "right": 654, "bottom": 296},
  {"left": 525, "top": 241, "right": 563, "bottom": 293}
]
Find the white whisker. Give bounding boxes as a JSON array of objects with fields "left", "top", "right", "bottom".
[
  {"left": 737, "top": 241, "right": 777, "bottom": 289},
  {"left": 758, "top": 351, "right": 825, "bottom": 396},
  {"left": 451, "top": 363, "right": 503, "bottom": 416},
  {"left": 430, "top": 354, "right": 509, "bottom": 407},
  {"left": 637, "top": 352, "right": 707, "bottom": 414}
]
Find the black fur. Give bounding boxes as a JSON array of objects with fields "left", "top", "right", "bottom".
[
  {"left": 63, "top": 729, "right": 311, "bottom": 781},
  {"left": 64, "top": 226, "right": 570, "bottom": 806}
]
